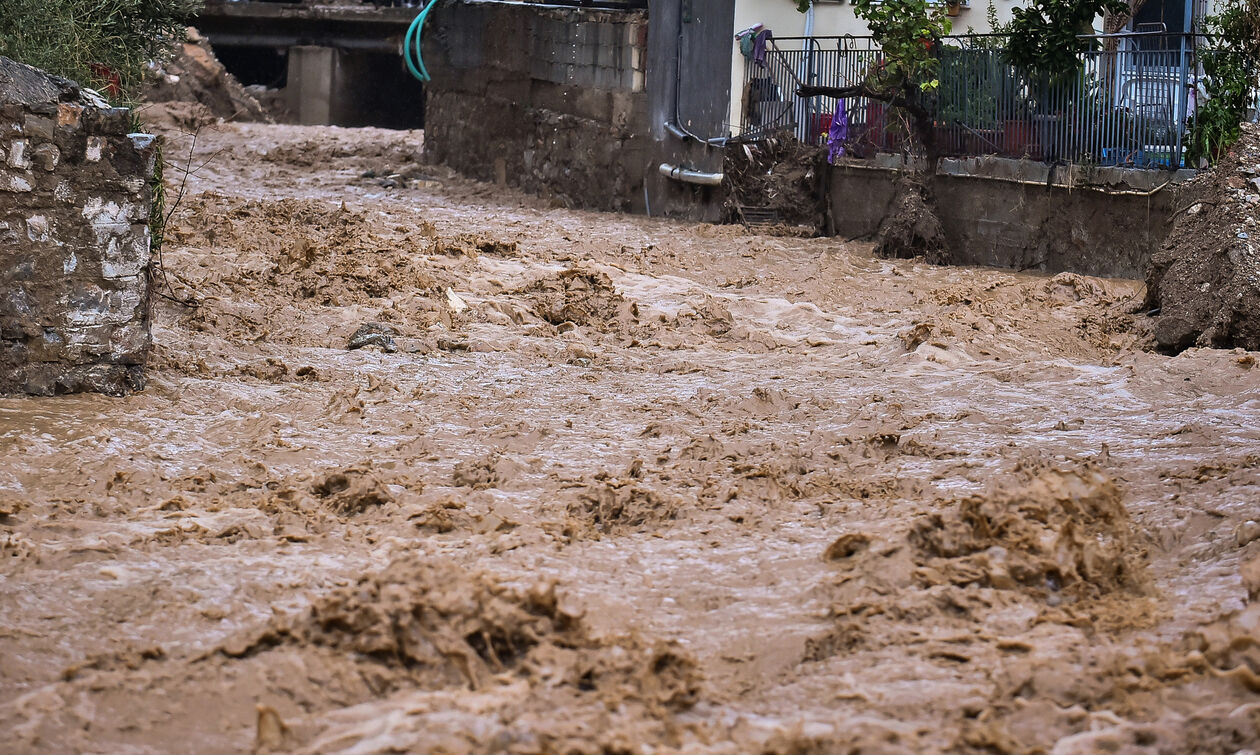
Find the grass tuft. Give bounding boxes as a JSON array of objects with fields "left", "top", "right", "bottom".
[{"left": 0, "top": 0, "right": 202, "bottom": 103}]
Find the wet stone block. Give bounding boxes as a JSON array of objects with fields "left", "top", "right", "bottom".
[
  {"left": 61, "top": 278, "right": 145, "bottom": 328},
  {"left": 0, "top": 171, "right": 33, "bottom": 193},
  {"left": 101, "top": 227, "right": 150, "bottom": 279},
  {"left": 24, "top": 114, "right": 55, "bottom": 141},
  {"left": 32, "top": 143, "right": 59, "bottom": 171},
  {"left": 6, "top": 139, "right": 30, "bottom": 169}
]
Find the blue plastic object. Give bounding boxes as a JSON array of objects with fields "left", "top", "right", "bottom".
[{"left": 404, "top": 1, "right": 437, "bottom": 82}]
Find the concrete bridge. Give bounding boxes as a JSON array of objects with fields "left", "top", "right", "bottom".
[{"left": 196, "top": 0, "right": 425, "bottom": 127}]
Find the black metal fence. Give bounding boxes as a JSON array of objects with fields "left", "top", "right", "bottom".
[{"left": 737, "top": 33, "right": 1217, "bottom": 170}]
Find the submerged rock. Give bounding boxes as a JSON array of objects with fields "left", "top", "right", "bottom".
[{"left": 347, "top": 322, "right": 397, "bottom": 352}]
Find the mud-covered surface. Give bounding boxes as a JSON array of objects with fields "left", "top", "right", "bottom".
[
  {"left": 873, "top": 175, "right": 952, "bottom": 265},
  {"left": 3, "top": 123, "right": 1260, "bottom": 753}
]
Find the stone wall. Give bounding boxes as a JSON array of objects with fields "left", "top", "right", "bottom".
[
  {"left": 423, "top": 1, "right": 650, "bottom": 212},
  {"left": 1, "top": 57, "right": 155, "bottom": 395},
  {"left": 828, "top": 155, "right": 1192, "bottom": 279}
]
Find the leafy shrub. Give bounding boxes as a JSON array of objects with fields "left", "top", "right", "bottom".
[
  {"left": 1005, "top": 0, "right": 1127, "bottom": 82},
  {"left": 1186, "top": 0, "right": 1260, "bottom": 164},
  {"left": 0, "top": 0, "right": 201, "bottom": 101}
]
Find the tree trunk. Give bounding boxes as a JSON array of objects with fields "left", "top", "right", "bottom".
[
  {"left": 1105, "top": 0, "right": 1150, "bottom": 35},
  {"left": 800, "top": 81, "right": 951, "bottom": 262}
]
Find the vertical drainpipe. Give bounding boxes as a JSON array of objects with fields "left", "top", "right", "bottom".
[
  {"left": 1176, "top": 0, "right": 1196, "bottom": 166},
  {"left": 797, "top": 3, "right": 815, "bottom": 143},
  {"left": 657, "top": 0, "right": 727, "bottom": 188}
]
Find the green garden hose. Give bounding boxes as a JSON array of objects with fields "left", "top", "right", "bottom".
[{"left": 404, "top": 1, "right": 437, "bottom": 82}]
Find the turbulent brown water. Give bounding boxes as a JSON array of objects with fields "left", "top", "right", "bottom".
[{"left": 2, "top": 124, "right": 1259, "bottom": 753}]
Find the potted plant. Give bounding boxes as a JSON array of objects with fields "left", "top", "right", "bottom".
[{"left": 1003, "top": 116, "right": 1039, "bottom": 159}]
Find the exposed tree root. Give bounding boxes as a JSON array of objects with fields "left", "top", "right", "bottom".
[{"left": 874, "top": 176, "right": 951, "bottom": 264}]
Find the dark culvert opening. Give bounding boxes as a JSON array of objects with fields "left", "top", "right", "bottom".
[
  {"left": 214, "top": 45, "right": 289, "bottom": 88},
  {"left": 209, "top": 45, "right": 425, "bottom": 130},
  {"left": 335, "top": 51, "right": 425, "bottom": 130}
]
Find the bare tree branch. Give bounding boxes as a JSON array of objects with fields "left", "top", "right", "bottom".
[{"left": 795, "top": 84, "right": 930, "bottom": 122}]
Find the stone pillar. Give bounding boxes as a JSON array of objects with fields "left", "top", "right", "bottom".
[
  {"left": 287, "top": 46, "right": 341, "bottom": 126},
  {"left": 0, "top": 57, "right": 155, "bottom": 396}
]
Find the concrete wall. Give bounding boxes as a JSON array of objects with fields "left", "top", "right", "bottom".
[
  {"left": 422, "top": 0, "right": 736, "bottom": 219},
  {"left": 828, "top": 155, "right": 1190, "bottom": 279},
  {"left": 645, "top": 0, "right": 736, "bottom": 220},
  {"left": 1, "top": 58, "right": 155, "bottom": 396},
  {"left": 423, "top": 1, "right": 650, "bottom": 212}
]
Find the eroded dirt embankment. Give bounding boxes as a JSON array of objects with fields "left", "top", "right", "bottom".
[
  {"left": 1146, "top": 122, "right": 1260, "bottom": 353},
  {"left": 1, "top": 124, "right": 1259, "bottom": 753}
]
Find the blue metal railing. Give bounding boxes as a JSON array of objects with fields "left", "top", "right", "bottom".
[{"left": 738, "top": 33, "right": 1228, "bottom": 170}]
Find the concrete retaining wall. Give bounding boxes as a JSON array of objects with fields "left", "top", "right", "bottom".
[
  {"left": 423, "top": 0, "right": 738, "bottom": 219},
  {"left": 1, "top": 58, "right": 155, "bottom": 396},
  {"left": 423, "top": 1, "right": 650, "bottom": 212},
  {"left": 829, "top": 155, "right": 1193, "bottom": 279}
]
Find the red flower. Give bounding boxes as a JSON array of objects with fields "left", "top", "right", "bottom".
[{"left": 88, "top": 63, "right": 122, "bottom": 98}]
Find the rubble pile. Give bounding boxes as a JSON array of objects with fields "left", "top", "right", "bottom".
[
  {"left": 139, "top": 27, "right": 269, "bottom": 130},
  {"left": 1145, "top": 123, "right": 1260, "bottom": 352}
]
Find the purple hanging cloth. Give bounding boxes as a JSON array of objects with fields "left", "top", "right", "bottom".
[
  {"left": 827, "top": 99, "right": 848, "bottom": 163},
  {"left": 753, "top": 29, "right": 773, "bottom": 69}
]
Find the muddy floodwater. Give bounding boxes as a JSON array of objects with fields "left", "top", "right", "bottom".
[{"left": 3, "top": 124, "right": 1260, "bottom": 753}]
